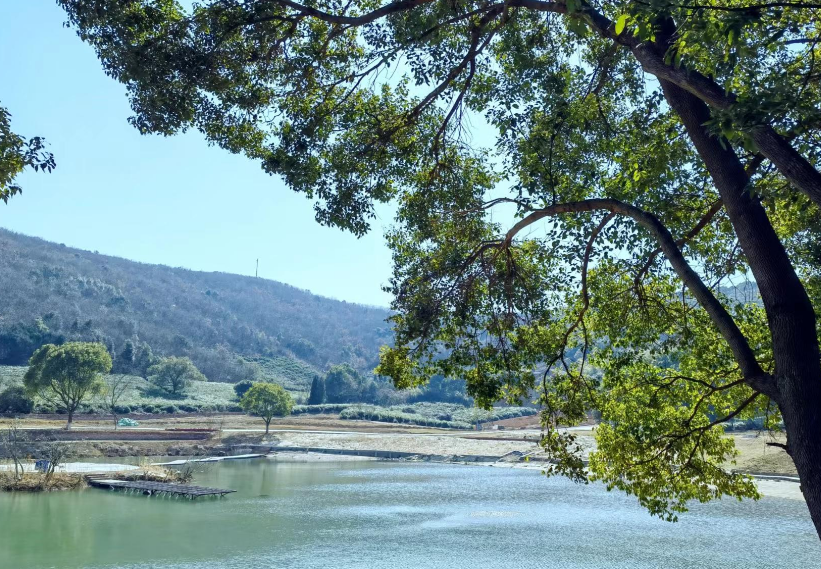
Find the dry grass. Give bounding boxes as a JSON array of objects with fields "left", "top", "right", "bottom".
[
  {"left": 0, "top": 472, "right": 85, "bottom": 492},
  {"left": 111, "top": 463, "right": 186, "bottom": 483},
  {"left": 729, "top": 432, "right": 797, "bottom": 476}
]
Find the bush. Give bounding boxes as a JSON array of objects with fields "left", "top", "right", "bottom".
[
  {"left": 0, "top": 386, "right": 34, "bottom": 414},
  {"left": 164, "top": 404, "right": 178, "bottom": 414},
  {"left": 292, "top": 403, "right": 350, "bottom": 415},
  {"left": 142, "top": 404, "right": 157, "bottom": 414},
  {"left": 113, "top": 404, "right": 131, "bottom": 414},
  {"left": 234, "top": 380, "right": 254, "bottom": 400},
  {"left": 178, "top": 404, "right": 198, "bottom": 413}
]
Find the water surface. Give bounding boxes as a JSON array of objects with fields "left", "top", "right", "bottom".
[{"left": 0, "top": 459, "right": 816, "bottom": 568}]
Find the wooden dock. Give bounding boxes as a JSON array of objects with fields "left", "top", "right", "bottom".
[{"left": 87, "top": 478, "right": 236, "bottom": 499}]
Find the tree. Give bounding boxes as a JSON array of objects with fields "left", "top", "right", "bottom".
[
  {"left": 59, "top": 0, "right": 821, "bottom": 536},
  {"left": 0, "top": 103, "right": 55, "bottom": 204},
  {"left": 324, "top": 364, "right": 360, "bottom": 404},
  {"left": 147, "top": 357, "right": 206, "bottom": 396},
  {"left": 102, "top": 374, "right": 134, "bottom": 429},
  {"left": 233, "top": 379, "right": 254, "bottom": 400},
  {"left": 113, "top": 340, "right": 135, "bottom": 374},
  {"left": 308, "top": 375, "right": 325, "bottom": 405},
  {"left": 239, "top": 383, "right": 293, "bottom": 434},
  {"left": 0, "top": 317, "right": 63, "bottom": 366},
  {"left": 1, "top": 423, "right": 27, "bottom": 481},
  {"left": 23, "top": 342, "right": 111, "bottom": 428},
  {"left": 132, "top": 341, "right": 156, "bottom": 378}
]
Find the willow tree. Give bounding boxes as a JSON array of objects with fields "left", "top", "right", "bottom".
[{"left": 59, "top": 0, "right": 821, "bottom": 534}]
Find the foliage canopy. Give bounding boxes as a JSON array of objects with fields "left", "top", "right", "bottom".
[
  {"left": 23, "top": 342, "right": 111, "bottom": 426},
  {"left": 147, "top": 356, "right": 206, "bottom": 395},
  {"left": 239, "top": 382, "right": 294, "bottom": 432},
  {"left": 0, "top": 104, "right": 55, "bottom": 204},
  {"left": 59, "top": 0, "right": 821, "bottom": 531}
]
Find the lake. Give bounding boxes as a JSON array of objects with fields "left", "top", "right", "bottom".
[{"left": 0, "top": 459, "right": 817, "bottom": 568}]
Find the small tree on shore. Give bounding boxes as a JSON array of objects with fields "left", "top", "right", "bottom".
[
  {"left": 1, "top": 423, "right": 27, "bottom": 480},
  {"left": 23, "top": 342, "right": 111, "bottom": 429},
  {"left": 307, "top": 375, "right": 325, "bottom": 405},
  {"left": 240, "top": 383, "right": 293, "bottom": 434},
  {"left": 39, "top": 439, "right": 70, "bottom": 488},
  {"left": 148, "top": 357, "right": 205, "bottom": 396}
]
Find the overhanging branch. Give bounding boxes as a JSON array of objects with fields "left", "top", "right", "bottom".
[{"left": 501, "top": 198, "right": 778, "bottom": 400}]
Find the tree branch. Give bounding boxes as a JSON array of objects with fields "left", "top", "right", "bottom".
[
  {"left": 501, "top": 198, "right": 777, "bottom": 399},
  {"left": 634, "top": 198, "right": 723, "bottom": 286}
]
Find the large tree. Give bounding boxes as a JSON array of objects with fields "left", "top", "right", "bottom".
[
  {"left": 147, "top": 356, "right": 206, "bottom": 395},
  {"left": 24, "top": 342, "right": 111, "bottom": 428},
  {"left": 59, "top": 0, "right": 821, "bottom": 535}
]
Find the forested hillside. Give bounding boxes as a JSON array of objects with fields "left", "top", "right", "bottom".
[{"left": 0, "top": 229, "right": 392, "bottom": 379}]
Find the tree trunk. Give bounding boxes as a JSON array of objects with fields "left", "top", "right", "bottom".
[
  {"left": 778, "top": 378, "right": 821, "bottom": 537},
  {"left": 265, "top": 420, "right": 270, "bottom": 434},
  {"left": 66, "top": 409, "right": 74, "bottom": 430},
  {"left": 654, "top": 20, "right": 821, "bottom": 538}
]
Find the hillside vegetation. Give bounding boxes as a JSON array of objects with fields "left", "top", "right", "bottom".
[
  {"left": 0, "top": 366, "right": 535, "bottom": 427},
  {"left": 0, "top": 229, "right": 391, "bottom": 378}
]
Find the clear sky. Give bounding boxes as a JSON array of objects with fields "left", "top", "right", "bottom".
[{"left": 0, "top": 1, "right": 395, "bottom": 307}]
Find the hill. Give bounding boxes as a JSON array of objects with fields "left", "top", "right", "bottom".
[{"left": 0, "top": 228, "right": 392, "bottom": 387}]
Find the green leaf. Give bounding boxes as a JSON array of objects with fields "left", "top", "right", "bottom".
[{"left": 615, "top": 14, "right": 628, "bottom": 36}]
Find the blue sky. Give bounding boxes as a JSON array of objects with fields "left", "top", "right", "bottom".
[{"left": 0, "top": 1, "right": 395, "bottom": 307}]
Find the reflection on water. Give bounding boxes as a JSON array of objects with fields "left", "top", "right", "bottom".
[{"left": 0, "top": 459, "right": 816, "bottom": 568}]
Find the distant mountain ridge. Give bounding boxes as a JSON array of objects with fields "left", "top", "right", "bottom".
[{"left": 0, "top": 228, "right": 392, "bottom": 377}]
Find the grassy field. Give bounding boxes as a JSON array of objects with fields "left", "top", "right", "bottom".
[
  {"left": 250, "top": 356, "right": 317, "bottom": 393},
  {"left": 1, "top": 365, "right": 535, "bottom": 426},
  {"left": 1, "top": 366, "right": 241, "bottom": 413}
]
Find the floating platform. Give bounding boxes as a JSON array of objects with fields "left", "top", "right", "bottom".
[{"left": 87, "top": 478, "right": 236, "bottom": 499}]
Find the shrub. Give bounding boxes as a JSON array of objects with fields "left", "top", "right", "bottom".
[
  {"left": 0, "top": 386, "right": 34, "bottom": 414},
  {"left": 164, "top": 404, "right": 178, "bottom": 414},
  {"left": 113, "top": 404, "right": 131, "bottom": 414},
  {"left": 142, "top": 404, "right": 157, "bottom": 414},
  {"left": 233, "top": 380, "right": 254, "bottom": 400},
  {"left": 292, "top": 403, "right": 350, "bottom": 415}
]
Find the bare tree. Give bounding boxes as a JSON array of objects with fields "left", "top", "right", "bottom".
[
  {"left": 38, "top": 439, "right": 70, "bottom": 488},
  {"left": 102, "top": 374, "right": 133, "bottom": 429},
  {"left": 1, "top": 423, "right": 28, "bottom": 480}
]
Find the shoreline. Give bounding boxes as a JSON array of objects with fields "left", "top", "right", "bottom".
[{"left": 0, "top": 414, "right": 803, "bottom": 501}]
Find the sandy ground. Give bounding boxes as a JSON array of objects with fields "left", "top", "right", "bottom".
[
  {"left": 274, "top": 430, "right": 544, "bottom": 456},
  {"left": 753, "top": 479, "right": 803, "bottom": 500}
]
